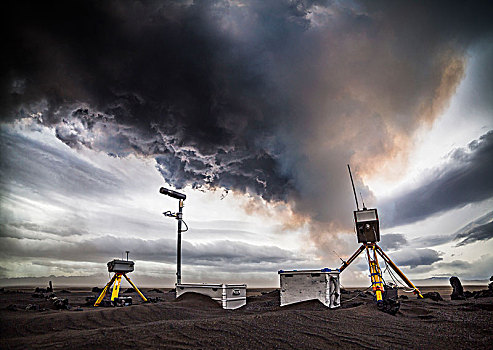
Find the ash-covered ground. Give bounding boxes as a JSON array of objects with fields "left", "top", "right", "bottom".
[{"left": 0, "top": 286, "right": 492, "bottom": 349}]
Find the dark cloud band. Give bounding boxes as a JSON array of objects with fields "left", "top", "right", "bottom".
[
  {"left": 382, "top": 131, "right": 493, "bottom": 227},
  {"left": 1, "top": 0, "right": 492, "bottom": 232}
]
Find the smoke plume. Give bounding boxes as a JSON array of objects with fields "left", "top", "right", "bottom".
[{"left": 2, "top": 0, "right": 492, "bottom": 241}]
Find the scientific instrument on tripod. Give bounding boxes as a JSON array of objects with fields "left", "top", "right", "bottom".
[
  {"left": 339, "top": 165, "right": 423, "bottom": 314},
  {"left": 94, "top": 251, "right": 148, "bottom": 307}
]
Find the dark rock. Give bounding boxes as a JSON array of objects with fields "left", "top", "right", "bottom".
[
  {"left": 399, "top": 295, "right": 409, "bottom": 300},
  {"left": 26, "top": 304, "right": 40, "bottom": 311},
  {"left": 462, "top": 289, "right": 493, "bottom": 299},
  {"left": 35, "top": 287, "right": 49, "bottom": 293},
  {"left": 450, "top": 276, "right": 465, "bottom": 300},
  {"left": 32, "top": 293, "right": 45, "bottom": 298},
  {"left": 73, "top": 306, "right": 83, "bottom": 311},
  {"left": 422, "top": 292, "right": 443, "bottom": 301},
  {"left": 0, "top": 287, "right": 4, "bottom": 292},
  {"left": 47, "top": 293, "right": 57, "bottom": 298},
  {"left": 51, "top": 297, "right": 69, "bottom": 310},
  {"left": 473, "top": 289, "right": 493, "bottom": 299},
  {"left": 147, "top": 297, "right": 162, "bottom": 303},
  {"left": 123, "top": 287, "right": 136, "bottom": 293},
  {"left": 59, "top": 289, "right": 71, "bottom": 293},
  {"left": 92, "top": 287, "right": 103, "bottom": 293},
  {"left": 340, "top": 288, "right": 350, "bottom": 294}
]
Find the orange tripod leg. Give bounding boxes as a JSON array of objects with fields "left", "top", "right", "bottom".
[{"left": 339, "top": 245, "right": 365, "bottom": 272}]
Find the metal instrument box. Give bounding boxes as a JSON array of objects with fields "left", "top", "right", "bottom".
[
  {"left": 176, "top": 283, "right": 247, "bottom": 309},
  {"left": 354, "top": 208, "right": 380, "bottom": 243},
  {"left": 107, "top": 259, "right": 135, "bottom": 273},
  {"left": 278, "top": 268, "right": 340, "bottom": 308}
]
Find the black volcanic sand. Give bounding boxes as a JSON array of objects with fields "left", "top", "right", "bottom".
[{"left": 0, "top": 288, "right": 492, "bottom": 349}]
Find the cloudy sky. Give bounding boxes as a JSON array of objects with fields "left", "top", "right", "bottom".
[{"left": 1, "top": 0, "right": 492, "bottom": 288}]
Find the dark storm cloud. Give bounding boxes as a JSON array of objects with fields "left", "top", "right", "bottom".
[
  {"left": 405, "top": 210, "right": 493, "bottom": 248},
  {"left": 411, "top": 234, "right": 452, "bottom": 248},
  {"left": 0, "top": 127, "right": 121, "bottom": 199},
  {"left": 431, "top": 255, "right": 493, "bottom": 280},
  {"left": 2, "top": 0, "right": 492, "bottom": 236},
  {"left": 346, "top": 246, "right": 443, "bottom": 270},
  {"left": 382, "top": 131, "right": 493, "bottom": 227},
  {"left": 0, "top": 235, "right": 300, "bottom": 268},
  {"left": 454, "top": 210, "right": 493, "bottom": 246},
  {"left": 0, "top": 266, "right": 8, "bottom": 278},
  {"left": 392, "top": 255, "right": 493, "bottom": 281},
  {"left": 389, "top": 248, "right": 442, "bottom": 269},
  {"left": 455, "top": 222, "right": 493, "bottom": 246},
  {"left": 0, "top": 222, "right": 88, "bottom": 239},
  {"left": 437, "top": 260, "right": 472, "bottom": 270},
  {"left": 378, "top": 233, "right": 407, "bottom": 250}
]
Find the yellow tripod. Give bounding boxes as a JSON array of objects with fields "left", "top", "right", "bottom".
[
  {"left": 339, "top": 242, "right": 423, "bottom": 301},
  {"left": 94, "top": 272, "right": 147, "bottom": 306},
  {"left": 343, "top": 165, "right": 423, "bottom": 311}
]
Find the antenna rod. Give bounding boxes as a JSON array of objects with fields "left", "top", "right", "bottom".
[
  {"left": 360, "top": 192, "right": 367, "bottom": 210},
  {"left": 347, "top": 164, "right": 360, "bottom": 211}
]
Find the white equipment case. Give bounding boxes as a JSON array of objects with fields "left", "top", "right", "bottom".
[
  {"left": 278, "top": 268, "right": 341, "bottom": 308},
  {"left": 176, "top": 283, "right": 247, "bottom": 309}
]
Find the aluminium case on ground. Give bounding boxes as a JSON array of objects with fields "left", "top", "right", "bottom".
[
  {"left": 176, "top": 283, "right": 247, "bottom": 309},
  {"left": 278, "top": 268, "right": 341, "bottom": 308}
]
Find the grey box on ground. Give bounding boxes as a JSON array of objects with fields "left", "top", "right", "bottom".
[
  {"left": 176, "top": 283, "right": 247, "bottom": 309},
  {"left": 279, "top": 269, "right": 341, "bottom": 308}
]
